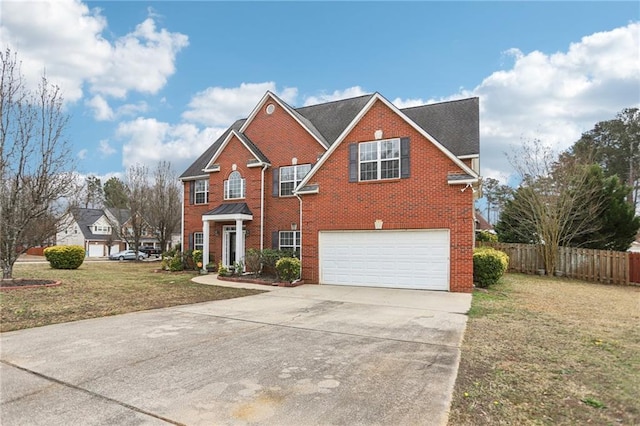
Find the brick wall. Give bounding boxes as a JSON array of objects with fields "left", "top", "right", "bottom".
[{"left": 299, "top": 99, "right": 474, "bottom": 292}]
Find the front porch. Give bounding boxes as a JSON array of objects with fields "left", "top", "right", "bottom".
[{"left": 202, "top": 203, "right": 253, "bottom": 270}]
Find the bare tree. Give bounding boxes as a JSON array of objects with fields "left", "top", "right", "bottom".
[
  {"left": 124, "top": 164, "right": 150, "bottom": 257},
  {"left": 502, "top": 139, "right": 606, "bottom": 275},
  {"left": 146, "top": 161, "right": 181, "bottom": 252},
  {"left": 0, "top": 48, "right": 76, "bottom": 279}
]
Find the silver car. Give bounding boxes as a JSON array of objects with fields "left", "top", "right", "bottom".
[{"left": 109, "top": 250, "right": 148, "bottom": 261}]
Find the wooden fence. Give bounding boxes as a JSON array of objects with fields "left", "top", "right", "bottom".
[{"left": 478, "top": 242, "right": 635, "bottom": 285}]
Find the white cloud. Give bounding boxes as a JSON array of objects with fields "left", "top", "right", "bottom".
[
  {"left": 98, "top": 139, "right": 116, "bottom": 157},
  {"left": 182, "top": 82, "right": 298, "bottom": 127},
  {"left": 86, "top": 95, "right": 114, "bottom": 121},
  {"left": 0, "top": 0, "right": 188, "bottom": 103},
  {"left": 116, "top": 118, "right": 225, "bottom": 172},
  {"left": 450, "top": 22, "right": 640, "bottom": 181},
  {"left": 303, "top": 86, "right": 368, "bottom": 106},
  {"left": 77, "top": 149, "right": 88, "bottom": 160},
  {"left": 392, "top": 97, "right": 428, "bottom": 109}
]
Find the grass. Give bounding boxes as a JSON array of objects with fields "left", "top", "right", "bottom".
[
  {"left": 0, "top": 261, "right": 263, "bottom": 332},
  {"left": 449, "top": 273, "right": 640, "bottom": 425}
]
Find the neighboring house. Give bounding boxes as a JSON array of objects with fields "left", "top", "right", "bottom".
[
  {"left": 56, "top": 208, "right": 162, "bottom": 257},
  {"left": 56, "top": 208, "right": 124, "bottom": 257},
  {"left": 105, "top": 208, "right": 160, "bottom": 249},
  {"left": 475, "top": 209, "right": 495, "bottom": 233},
  {"left": 180, "top": 91, "right": 480, "bottom": 292}
]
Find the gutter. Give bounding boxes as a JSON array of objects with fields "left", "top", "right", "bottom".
[
  {"left": 295, "top": 193, "right": 303, "bottom": 279},
  {"left": 260, "top": 164, "right": 269, "bottom": 250}
]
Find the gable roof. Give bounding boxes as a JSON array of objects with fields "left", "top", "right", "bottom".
[
  {"left": 401, "top": 97, "right": 479, "bottom": 157},
  {"left": 203, "top": 129, "right": 270, "bottom": 171},
  {"left": 70, "top": 208, "right": 111, "bottom": 240},
  {"left": 180, "top": 119, "right": 246, "bottom": 179},
  {"left": 296, "top": 93, "right": 479, "bottom": 191},
  {"left": 180, "top": 92, "right": 480, "bottom": 180}
]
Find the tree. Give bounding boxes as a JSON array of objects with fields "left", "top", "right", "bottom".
[
  {"left": 124, "top": 164, "right": 149, "bottom": 256},
  {"left": 496, "top": 140, "right": 608, "bottom": 275},
  {"left": 481, "top": 177, "right": 512, "bottom": 224},
  {"left": 83, "top": 175, "right": 103, "bottom": 209},
  {"left": 568, "top": 108, "right": 640, "bottom": 208},
  {"left": 146, "top": 161, "right": 181, "bottom": 252},
  {"left": 0, "top": 48, "right": 76, "bottom": 279},
  {"left": 103, "top": 176, "right": 128, "bottom": 209}
]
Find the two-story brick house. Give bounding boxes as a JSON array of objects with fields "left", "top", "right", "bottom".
[{"left": 180, "top": 91, "right": 480, "bottom": 292}]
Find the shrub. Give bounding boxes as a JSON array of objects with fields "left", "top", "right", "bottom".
[
  {"left": 476, "top": 230, "right": 498, "bottom": 243},
  {"left": 245, "top": 248, "right": 262, "bottom": 276},
  {"left": 192, "top": 249, "right": 203, "bottom": 269},
  {"left": 473, "top": 247, "right": 509, "bottom": 288},
  {"left": 261, "top": 249, "right": 289, "bottom": 277},
  {"left": 276, "top": 257, "right": 301, "bottom": 283},
  {"left": 43, "top": 245, "right": 85, "bottom": 269},
  {"left": 168, "top": 254, "right": 184, "bottom": 272},
  {"left": 217, "top": 261, "right": 229, "bottom": 277}
]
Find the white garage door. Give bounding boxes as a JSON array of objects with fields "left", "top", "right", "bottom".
[
  {"left": 88, "top": 244, "right": 104, "bottom": 257},
  {"left": 319, "top": 230, "right": 449, "bottom": 290}
]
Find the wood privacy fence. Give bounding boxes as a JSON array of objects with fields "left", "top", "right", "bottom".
[{"left": 477, "top": 242, "right": 638, "bottom": 286}]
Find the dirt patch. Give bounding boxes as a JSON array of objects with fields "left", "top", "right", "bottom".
[{"left": 1, "top": 279, "right": 60, "bottom": 290}]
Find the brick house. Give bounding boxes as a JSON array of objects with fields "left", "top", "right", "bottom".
[{"left": 180, "top": 92, "right": 480, "bottom": 292}]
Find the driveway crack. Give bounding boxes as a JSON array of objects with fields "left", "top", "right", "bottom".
[{"left": 0, "top": 360, "right": 185, "bottom": 425}]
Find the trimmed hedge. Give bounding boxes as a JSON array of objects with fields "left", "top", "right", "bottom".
[
  {"left": 473, "top": 247, "right": 508, "bottom": 288},
  {"left": 275, "top": 257, "right": 301, "bottom": 283},
  {"left": 44, "top": 245, "right": 85, "bottom": 270},
  {"left": 476, "top": 230, "right": 498, "bottom": 243}
]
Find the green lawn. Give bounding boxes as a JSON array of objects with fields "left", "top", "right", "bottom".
[
  {"left": 449, "top": 274, "right": 640, "bottom": 425},
  {"left": 1, "top": 261, "right": 263, "bottom": 332}
]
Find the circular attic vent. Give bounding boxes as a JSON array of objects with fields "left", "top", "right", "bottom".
[{"left": 266, "top": 103, "right": 275, "bottom": 115}]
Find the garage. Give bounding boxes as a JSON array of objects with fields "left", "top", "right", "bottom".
[
  {"left": 88, "top": 244, "right": 104, "bottom": 257},
  {"left": 319, "top": 230, "right": 450, "bottom": 291}
]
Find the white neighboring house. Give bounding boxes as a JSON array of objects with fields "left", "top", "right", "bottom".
[{"left": 56, "top": 208, "right": 124, "bottom": 257}]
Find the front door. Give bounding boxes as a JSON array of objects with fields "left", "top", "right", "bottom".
[{"left": 222, "top": 225, "right": 245, "bottom": 267}]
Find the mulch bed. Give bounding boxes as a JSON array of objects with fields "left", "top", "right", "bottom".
[
  {"left": 1, "top": 279, "right": 61, "bottom": 290},
  {"left": 217, "top": 275, "right": 304, "bottom": 287}
]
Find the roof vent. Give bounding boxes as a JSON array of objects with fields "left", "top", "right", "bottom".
[{"left": 266, "top": 103, "right": 275, "bottom": 115}]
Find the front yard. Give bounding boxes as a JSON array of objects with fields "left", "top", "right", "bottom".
[
  {"left": 0, "top": 261, "right": 263, "bottom": 332},
  {"left": 449, "top": 274, "right": 640, "bottom": 425}
]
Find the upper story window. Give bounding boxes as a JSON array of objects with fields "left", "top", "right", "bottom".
[
  {"left": 194, "top": 179, "right": 208, "bottom": 204},
  {"left": 280, "top": 164, "right": 311, "bottom": 196},
  {"left": 224, "top": 171, "right": 245, "bottom": 200},
  {"left": 93, "top": 225, "right": 111, "bottom": 234},
  {"left": 359, "top": 138, "right": 400, "bottom": 181}
]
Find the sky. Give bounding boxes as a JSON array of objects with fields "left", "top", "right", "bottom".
[{"left": 1, "top": 1, "right": 639, "bottom": 186}]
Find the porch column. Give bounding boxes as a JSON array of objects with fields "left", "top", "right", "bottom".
[
  {"left": 235, "top": 218, "right": 244, "bottom": 271},
  {"left": 202, "top": 219, "right": 210, "bottom": 272}
]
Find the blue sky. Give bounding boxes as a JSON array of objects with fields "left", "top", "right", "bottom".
[{"left": 2, "top": 1, "right": 639, "bottom": 184}]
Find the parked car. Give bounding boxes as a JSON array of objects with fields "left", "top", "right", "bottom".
[
  {"left": 139, "top": 246, "right": 162, "bottom": 258},
  {"left": 109, "top": 250, "right": 148, "bottom": 261}
]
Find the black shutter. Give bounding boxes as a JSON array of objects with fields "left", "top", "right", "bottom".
[
  {"left": 189, "top": 181, "right": 195, "bottom": 204},
  {"left": 272, "top": 231, "right": 279, "bottom": 249},
  {"left": 272, "top": 168, "right": 279, "bottom": 197},
  {"left": 400, "top": 137, "right": 410, "bottom": 179},
  {"left": 188, "top": 233, "right": 194, "bottom": 250},
  {"left": 348, "top": 143, "right": 358, "bottom": 182}
]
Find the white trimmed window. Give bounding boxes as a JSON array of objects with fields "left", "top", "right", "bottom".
[
  {"left": 195, "top": 179, "right": 208, "bottom": 204},
  {"left": 359, "top": 138, "right": 400, "bottom": 181},
  {"left": 224, "top": 171, "right": 245, "bottom": 199},
  {"left": 279, "top": 231, "right": 301, "bottom": 257},
  {"left": 194, "top": 232, "right": 203, "bottom": 250},
  {"left": 93, "top": 225, "right": 111, "bottom": 234},
  {"left": 280, "top": 164, "right": 311, "bottom": 196}
]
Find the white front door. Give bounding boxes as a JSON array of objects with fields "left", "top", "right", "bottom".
[{"left": 222, "top": 226, "right": 246, "bottom": 267}]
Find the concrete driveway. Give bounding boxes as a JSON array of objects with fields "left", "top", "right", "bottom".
[{"left": 0, "top": 278, "right": 471, "bottom": 426}]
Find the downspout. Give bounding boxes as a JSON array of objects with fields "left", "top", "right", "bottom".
[
  {"left": 295, "top": 193, "right": 303, "bottom": 280},
  {"left": 260, "top": 164, "right": 268, "bottom": 250},
  {"left": 181, "top": 182, "right": 185, "bottom": 252}
]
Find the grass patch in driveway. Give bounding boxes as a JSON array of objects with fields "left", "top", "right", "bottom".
[
  {"left": 449, "top": 273, "right": 640, "bottom": 425},
  {"left": 1, "top": 262, "right": 263, "bottom": 332}
]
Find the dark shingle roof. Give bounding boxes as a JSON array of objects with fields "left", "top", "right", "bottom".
[
  {"left": 234, "top": 131, "right": 270, "bottom": 164},
  {"left": 401, "top": 97, "right": 479, "bottom": 157},
  {"left": 179, "top": 119, "right": 246, "bottom": 179},
  {"left": 205, "top": 202, "right": 252, "bottom": 216},
  {"left": 71, "top": 208, "right": 107, "bottom": 240},
  {"left": 295, "top": 94, "right": 374, "bottom": 145},
  {"left": 180, "top": 94, "right": 479, "bottom": 179}
]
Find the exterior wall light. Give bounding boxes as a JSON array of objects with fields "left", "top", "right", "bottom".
[{"left": 374, "top": 219, "right": 383, "bottom": 230}]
